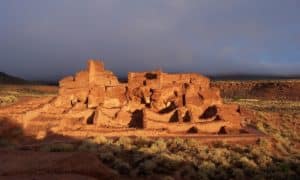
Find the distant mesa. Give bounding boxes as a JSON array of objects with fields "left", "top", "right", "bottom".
[
  {"left": 19, "top": 59, "right": 244, "bottom": 137},
  {"left": 0, "top": 72, "right": 28, "bottom": 84}
]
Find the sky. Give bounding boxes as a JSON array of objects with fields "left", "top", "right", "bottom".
[{"left": 0, "top": 0, "right": 299, "bottom": 81}]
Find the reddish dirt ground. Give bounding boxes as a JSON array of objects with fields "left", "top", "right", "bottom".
[{"left": 0, "top": 150, "right": 117, "bottom": 180}]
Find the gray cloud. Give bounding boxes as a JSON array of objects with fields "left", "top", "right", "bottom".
[{"left": 0, "top": 0, "right": 299, "bottom": 80}]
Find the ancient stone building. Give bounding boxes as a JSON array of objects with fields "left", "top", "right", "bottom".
[{"left": 30, "top": 59, "right": 242, "bottom": 135}]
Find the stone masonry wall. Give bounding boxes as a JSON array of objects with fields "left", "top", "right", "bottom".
[{"left": 50, "top": 60, "right": 242, "bottom": 134}]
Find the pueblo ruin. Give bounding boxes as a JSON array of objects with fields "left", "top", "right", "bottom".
[{"left": 21, "top": 60, "right": 244, "bottom": 137}]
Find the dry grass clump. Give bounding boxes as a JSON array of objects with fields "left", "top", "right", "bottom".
[{"left": 0, "top": 95, "right": 18, "bottom": 106}]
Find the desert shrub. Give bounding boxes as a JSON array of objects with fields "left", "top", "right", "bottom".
[
  {"left": 161, "top": 176, "right": 175, "bottom": 180},
  {"left": 257, "top": 138, "right": 271, "bottom": 149},
  {"left": 91, "top": 135, "right": 107, "bottom": 144},
  {"left": 232, "top": 96, "right": 241, "bottom": 101},
  {"left": 213, "top": 168, "right": 230, "bottom": 180},
  {"left": 275, "top": 142, "right": 289, "bottom": 155},
  {"left": 137, "top": 159, "right": 157, "bottom": 175},
  {"left": 150, "top": 153, "right": 181, "bottom": 174},
  {"left": 167, "top": 137, "right": 190, "bottom": 153},
  {"left": 40, "top": 143, "right": 74, "bottom": 152},
  {"left": 59, "top": 132, "right": 299, "bottom": 179},
  {"left": 237, "top": 156, "right": 258, "bottom": 176},
  {"left": 232, "top": 168, "right": 245, "bottom": 180},
  {"left": 112, "top": 158, "right": 131, "bottom": 175},
  {"left": 249, "top": 148, "right": 272, "bottom": 168},
  {"left": 116, "top": 136, "right": 133, "bottom": 150},
  {"left": 185, "top": 139, "right": 199, "bottom": 148},
  {"left": 196, "top": 144, "right": 209, "bottom": 158},
  {"left": 99, "top": 151, "right": 115, "bottom": 163},
  {"left": 146, "top": 139, "right": 167, "bottom": 154},
  {"left": 108, "top": 144, "right": 122, "bottom": 155},
  {"left": 199, "top": 161, "right": 216, "bottom": 176},
  {"left": 0, "top": 138, "right": 7, "bottom": 146},
  {"left": 196, "top": 171, "right": 209, "bottom": 180},
  {"left": 239, "top": 157, "right": 258, "bottom": 169},
  {"left": 0, "top": 138, "right": 12, "bottom": 147},
  {"left": 180, "top": 164, "right": 199, "bottom": 179},
  {"left": 208, "top": 148, "right": 231, "bottom": 168},
  {"left": 78, "top": 139, "right": 98, "bottom": 152},
  {"left": 256, "top": 121, "right": 266, "bottom": 133},
  {"left": 0, "top": 95, "right": 18, "bottom": 105},
  {"left": 133, "top": 136, "right": 152, "bottom": 147},
  {"left": 130, "top": 151, "right": 147, "bottom": 167},
  {"left": 117, "top": 136, "right": 132, "bottom": 145}
]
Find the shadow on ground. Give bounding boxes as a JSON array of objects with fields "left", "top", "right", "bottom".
[{"left": 0, "top": 118, "right": 299, "bottom": 180}]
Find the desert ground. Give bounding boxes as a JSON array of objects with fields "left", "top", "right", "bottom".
[{"left": 0, "top": 80, "right": 299, "bottom": 179}]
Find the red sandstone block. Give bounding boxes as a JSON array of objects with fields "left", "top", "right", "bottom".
[
  {"left": 145, "top": 79, "right": 161, "bottom": 89},
  {"left": 104, "top": 85, "right": 127, "bottom": 105},
  {"left": 88, "top": 60, "right": 105, "bottom": 72},
  {"left": 59, "top": 80, "right": 89, "bottom": 89},
  {"left": 59, "top": 87, "right": 89, "bottom": 103},
  {"left": 217, "top": 104, "right": 242, "bottom": 129},
  {"left": 59, "top": 76, "right": 74, "bottom": 87},
  {"left": 75, "top": 71, "right": 89, "bottom": 82},
  {"left": 88, "top": 86, "right": 105, "bottom": 108},
  {"left": 92, "top": 74, "right": 119, "bottom": 86}
]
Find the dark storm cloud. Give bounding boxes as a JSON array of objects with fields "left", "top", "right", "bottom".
[{"left": 0, "top": 0, "right": 299, "bottom": 80}]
